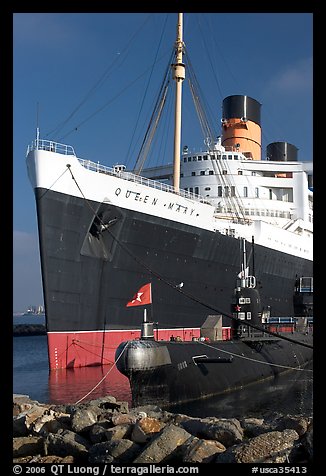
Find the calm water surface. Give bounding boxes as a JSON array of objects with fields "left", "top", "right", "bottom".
[{"left": 13, "top": 333, "right": 313, "bottom": 419}]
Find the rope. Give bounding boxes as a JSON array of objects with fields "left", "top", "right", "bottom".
[
  {"left": 74, "top": 341, "right": 129, "bottom": 404},
  {"left": 199, "top": 341, "right": 313, "bottom": 373},
  {"left": 65, "top": 164, "right": 313, "bottom": 351},
  {"left": 38, "top": 167, "right": 70, "bottom": 200}
]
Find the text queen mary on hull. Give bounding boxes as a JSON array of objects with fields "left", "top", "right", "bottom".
[{"left": 26, "top": 13, "right": 313, "bottom": 370}]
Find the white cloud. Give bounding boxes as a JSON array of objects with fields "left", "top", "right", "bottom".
[
  {"left": 266, "top": 57, "right": 312, "bottom": 95},
  {"left": 13, "top": 13, "right": 81, "bottom": 49}
]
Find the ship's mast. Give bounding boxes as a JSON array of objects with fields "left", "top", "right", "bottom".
[{"left": 172, "top": 13, "right": 185, "bottom": 193}]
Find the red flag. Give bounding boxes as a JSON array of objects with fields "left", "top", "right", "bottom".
[{"left": 126, "top": 283, "right": 152, "bottom": 307}]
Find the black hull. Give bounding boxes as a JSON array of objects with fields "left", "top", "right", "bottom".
[
  {"left": 116, "top": 333, "right": 313, "bottom": 407},
  {"left": 36, "top": 188, "right": 312, "bottom": 335}
]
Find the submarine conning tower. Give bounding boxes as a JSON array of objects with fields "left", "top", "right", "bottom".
[{"left": 221, "top": 95, "right": 262, "bottom": 161}]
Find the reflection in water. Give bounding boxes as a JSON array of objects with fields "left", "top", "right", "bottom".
[
  {"left": 48, "top": 363, "right": 312, "bottom": 419},
  {"left": 48, "top": 365, "right": 132, "bottom": 405},
  {"left": 169, "top": 364, "right": 313, "bottom": 419}
]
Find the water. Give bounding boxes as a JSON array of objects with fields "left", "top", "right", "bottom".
[
  {"left": 13, "top": 334, "right": 313, "bottom": 418},
  {"left": 13, "top": 335, "right": 132, "bottom": 405},
  {"left": 13, "top": 313, "right": 46, "bottom": 325}
]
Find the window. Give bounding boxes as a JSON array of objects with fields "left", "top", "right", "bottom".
[
  {"left": 187, "top": 157, "right": 191, "bottom": 162},
  {"left": 203, "top": 155, "right": 208, "bottom": 160},
  {"left": 200, "top": 171, "right": 205, "bottom": 175},
  {"left": 222, "top": 170, "right": 227, "bottom": 175},
  {"left": 234, "top": 155, "right": 239, "bottom": 160},
  {"left": 255, "top": 187, "right": 259, "bottom": 198},
  {"left": 209, "top": 170, "right": 214, "bottom": 175},
  {"left": 222, "top": 155, "right": 227, "bottom": 160},
  {"left": 218, "top": 186, "right": 222, "bottom": 197},
  {"left": 205, "top": 187, "right": 211, "bottom": 191},
  {"left": 192, "top": 171, "right": 196, "bottom": 176},
  {"left": 224, "top": 186, "right": 230, "bottom": 197},
  {"left": 244, "top": 186, "right": 248, "bottom": 197},
  {"left": 183, "top": 158, "right": 187, "bottom": 163},
  {"left": 192, "top": 156, "right": 197, "bottom": 161},
  {"left": 231, "top": 186, "right": 236, "bottom": 197},
  {"left": 195, "top": 187, "right": 199, "bottom": 195},
  {"left": 228, "top": 155, "right": 232, "bottom": 160},
  {"left": 198, "top": 156, "right": 202, "bottom": 161},
  {"left": 238, "top": 170, "right": 243, "bottom": 175}
]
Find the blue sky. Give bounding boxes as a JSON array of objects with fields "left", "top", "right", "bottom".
[{"left": 13, "top": 12, "right": 313, "bottom": 313}]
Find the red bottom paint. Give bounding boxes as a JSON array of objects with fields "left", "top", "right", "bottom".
[
  {"left": 47, "top": 327, "right": 232, "bottom": 369},
  {"left": 48, "top": 363, "right": 132, "bottom": 405}
]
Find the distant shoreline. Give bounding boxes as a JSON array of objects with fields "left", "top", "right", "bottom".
[{"left": 13, "top": 324, "right": 46, "bottom": 336}]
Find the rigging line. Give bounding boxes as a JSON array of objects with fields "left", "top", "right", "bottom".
[
  {"left": 196, "top": 14, "right": 224, "bottom": 102},
  {"left": 46, "top": 14, "right": 152, "bottom": 139},
  {"left": 72, "top": 341, "right": 113, "bottom": 364},
  {"left": 37, "top": 167, "right": 70, "bottom": 200},
  {"left": 66, "top": 165, "right": 313, "bottom": 350},
  {"left": 185, "top": 51, "right": 217, "bottom": 140},
  {"left": 124, "top": 14, "right": 169, "bottom": 168},
  {"left": 199, "top": 341, "right": 313, "bottom": 372},
  {"left": 58, "top": 49, "right": 172, "bottom": 142},
  {"left": 74, "top": 341, "right": 130, "bottom": 405},
  {"left": 132, "top": 53, "right": 173, "bottom": 174},
  {"left": 133, "top": 84, "right": 169, "bottom": 175},
  {"left": 185, "top": 51, "right": 247, "bottom": 223}
]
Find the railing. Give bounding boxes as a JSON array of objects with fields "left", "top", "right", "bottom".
[
  {"left": 26, "top": 139, "right": 75, "bottom": 156},
  {"left": 26, "top": 139, "right": 210, "bottom": 205},
  {"left": 78, "top": 158, "right": 210, "bottom": 204}
]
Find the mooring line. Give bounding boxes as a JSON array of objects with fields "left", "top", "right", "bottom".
[{"left": 74, "top": 341, "right": 129, "bottom": 404}]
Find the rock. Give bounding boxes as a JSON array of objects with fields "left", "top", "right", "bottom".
[
  {"left": 301, "top": 421, "right": 313, "bottom": 462},
  {"left": 180, "top": 417, "right": 243, "bottom": 447},
  {"left": 88, "top": 396, "right": 129, "bottom": 415},
  {"left": 13, "top": 436, "right": 44, "bottom": 457},
  {"left": 13, "top": 395, "right": 39, "bottom": 416},
  {"left": 12, "top": 395, "right": 313, "bottom": 465},
  {"left": 241, "top": 418, "right": 273, "bottom": 438},
  {"left": 13, "top": 414, "right": 29, "bottom": 437},
  {"left": 133, "top": 423, "right": 192, "bottom": 463},
  {"left": 104, "top": 424, "right": 132, "bottom": 441},
  {"left": 131, "top": 417, "right": 164, "bottom": 444},
  {"left": 216, "top": 429, "right": 299, "bottom": 463},
  {"left": 15, "top": 404, "right": 50, "bottom": 434},
  {"left": 89, "top": 421, "right": 113, "bottom": 444},
  {"left": 71, "top": 407, "right": 102, "bottom": 433},
  {"left": 88, "top": 439, "right": 142, "bottom": 464},
  {"left": 21, "top": 455, "right": 75, "bottom": 464},
  {"left": 111, "top": 413, "right": 137, "bottom": 426},
  {"left": 182, "top": 438, "right": 226, "bottom": 463},
  {"left": 44, "top": 429, "right": 90, "bottom": 462},
  {"left": 274, "top": 415, "right": 310, "bottom": 436},
  {"left": 89, "top": 396, "right": 117, "bottom": 407},
  {"left": 31, "top": 410, "right": 70, "bottom": 436}
]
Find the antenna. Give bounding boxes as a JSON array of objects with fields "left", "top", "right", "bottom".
[{"left": 36, "top": 102, "right": 40, "bottom": 146}]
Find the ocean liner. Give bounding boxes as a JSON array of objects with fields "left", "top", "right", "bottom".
[{"left": 26, "top": 14, "right": 313, "bottom": 370}]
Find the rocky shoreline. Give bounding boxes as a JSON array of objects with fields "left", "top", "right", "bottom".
[
  {"left": 13, "top": 394, "right": 313, "bottom": 464},
  {"left": 13, "top": 324, "right": 46, "bottom": 336}
]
